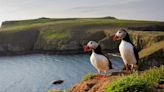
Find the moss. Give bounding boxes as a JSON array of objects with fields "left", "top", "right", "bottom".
[{"left": 105, "top": 66, "right": 164, "bottom": 92}]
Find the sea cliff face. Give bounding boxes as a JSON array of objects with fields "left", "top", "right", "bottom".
[
  {"left": 0, "top": 28, "right": 163, "bottom": 55},
  {"left": 0, "top": 30, "right": 39, "bottom": 55}
]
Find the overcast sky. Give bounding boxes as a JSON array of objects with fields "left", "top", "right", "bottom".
[{"left": 0, "top": 0, "right": 164, "bottom": 24}]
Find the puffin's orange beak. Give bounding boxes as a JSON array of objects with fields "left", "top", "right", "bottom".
[
  {"left": 112, "top": 35, "right": 119, "bottom": 41},
  {"left": 83, "top": 45, "right": 90, "bottom": 53}
]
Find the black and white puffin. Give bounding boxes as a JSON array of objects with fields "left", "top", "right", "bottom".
[
  {"left": 112, "top": 29, "right": 139, "bottom": 71},
  {"left": 84, "top": 41, "right": 112, "bottom": 75}
]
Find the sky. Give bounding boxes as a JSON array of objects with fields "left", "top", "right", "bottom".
[{"left": 0, "top": 0, "right": 164, "bottom": 25}]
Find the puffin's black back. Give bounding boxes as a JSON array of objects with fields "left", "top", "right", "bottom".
[
  {"left": 94, "top": 45, "right": 104, "bottom": 55},
  {"left": 94, "top": 45, "right": 113, "bottom": 69},
  {"left": 123, "top": 32, "right": 139, "bottom": 65},
  {"left": 123, "top": 33, "right": 133, "bottom": 45},
  {"left": 133, "top": 47, "right": 139, "bottom": 65}
]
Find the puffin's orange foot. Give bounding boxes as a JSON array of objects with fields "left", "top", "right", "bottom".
[
  {"left": 95, "top": 74, "right": 109, "bottom": 79},
  {"left": 124, "top": 70, "right": 132, "bottom": 74}
]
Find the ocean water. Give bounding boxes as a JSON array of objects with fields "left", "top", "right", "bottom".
[{"left": 0, "top": 54, "right": 123, "bottom": 92}]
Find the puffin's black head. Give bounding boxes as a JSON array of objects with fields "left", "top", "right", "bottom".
[
  {"left": 84, "top": 41, "right": 99, "bottom": 52},
  {"left": 112, "top": 29, "right": 128, "bottom": 41}
]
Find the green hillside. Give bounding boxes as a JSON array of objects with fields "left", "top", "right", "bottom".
[{"left": 1, "top": 18, "right": 163, "bottom": 32}]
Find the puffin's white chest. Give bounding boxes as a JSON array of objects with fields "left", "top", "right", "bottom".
[
  {"left": 90, "top": 52, "right": 109, "bottom": 71},
  {"left": 119, "top": 40, "right": 137, "bottom": 65}
]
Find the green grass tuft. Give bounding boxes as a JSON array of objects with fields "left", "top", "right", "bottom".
[
  {"left": 83, "top": 73, "right": 95, "bottom": 81},
  {"left": 105, "top": 66, "right": 164, "bottom": 92}
]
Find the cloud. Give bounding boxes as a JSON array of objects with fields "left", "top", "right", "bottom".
[
  {"left": 0, "top": 0, "right": 164, "bottom": 24},
  {"left": 65, "top": 0, "right": 164, "bottom": 21},
  {"left": 69, "top": 0, "right": 142, "bottom": 12}
]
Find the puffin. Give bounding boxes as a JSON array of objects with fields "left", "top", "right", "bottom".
[
  {"left": 112, "top": 29, "right": 139, "bottom": 71},
  {"left": 84, "top": 41, "right": 112, "bottom": 75}
]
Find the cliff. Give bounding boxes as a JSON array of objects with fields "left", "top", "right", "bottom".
[
  {"left": 0, "top": 18, "right": 163, "bottom": 69},
  {"left": 139, "top": 40, "right": 164, "bottom": 70},
  {"left": 0, "top": 18, "right": 164, "bottom": 55}
]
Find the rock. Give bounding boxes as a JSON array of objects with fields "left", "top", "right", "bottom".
[
  {"left": 52, "top": 80, "right": 64, "bottom": 85},
  {"left": 99, "top": 36, "right": 120, "bottom": 52},
  {"left": 70, "top": 74, "right": 119, "bottom": 92},
  {"left": 60, "top": 41, "right": 80, "bottom": 50}
]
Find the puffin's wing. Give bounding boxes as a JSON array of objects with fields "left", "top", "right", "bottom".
[
  {"left": 133, "top": 47, "right": 139, "bottom": 65},
  {"left": 107, "top": 58, "right": 113, "bottom": 69},
  {"left": 103, "top": 53, "right": 112, "bottom": 69},
  {"left": 95, "top": 45, "right": 113, "bottom": 69}
]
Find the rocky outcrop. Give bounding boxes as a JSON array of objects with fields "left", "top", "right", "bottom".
[
  {"left": 139, "top": 40, "right": 164, "bottom": 70},
  {"left": 0, "top": 30, "right": 39, "bottom": 55},
  {"left": 70, "top": 75, "right": 120, "bottom": 92}
]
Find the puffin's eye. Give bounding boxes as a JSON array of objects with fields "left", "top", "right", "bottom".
[
  {"left": 119, "top": 31, "right": 121, "bottom": 33},
  {"left": 90, "top": 42, "right": 92, "bottom": 44}
]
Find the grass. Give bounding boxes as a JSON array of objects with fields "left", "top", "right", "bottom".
[
  {"left": 142, "top": 66, "right": 164, "bottom": 85},
  {"left": 1, "top": 18, "right": 163, "bottom": 42},
  {"left": 1, "top": 18, "right": 162, "bottom": 32},
  {"left": 82, "top": 73, "right": 95, "bottom": 81},
  {"left": 1, "top": 18, "right": 78, "bottom": 28},
  {"left": 105, "top": 66, "right": 164, "bottom": 92},
  {"left": 139, "top": 40, "right": 164, "bottom": 59},
  {"left": 128, "top": 30, "right": 164, "bottom": 36},
  {"left": 41, "top": 30, "right": 70, "bottom": 40},
  {"left": 46, "top": 32, "right": 68, "bottom": 39}
]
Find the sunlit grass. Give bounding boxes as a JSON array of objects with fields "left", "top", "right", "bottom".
[
  {"left": 1, "top": 18, "right": 160, "bottom": 32},
  {"left": 105, "top": 66, "right": 164, "bottom": 92}
]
